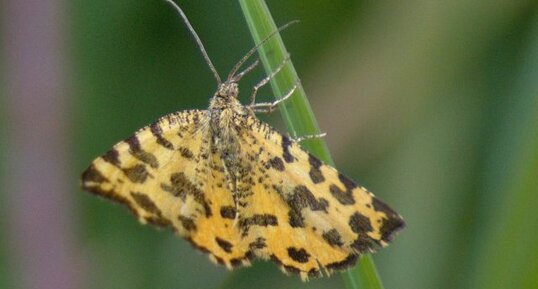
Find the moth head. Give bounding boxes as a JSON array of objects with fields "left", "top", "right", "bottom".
[{"left": 216, "top": 82, "right": 239, "bottom": 99}]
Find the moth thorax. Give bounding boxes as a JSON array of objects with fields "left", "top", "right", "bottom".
[{"left": 217, "top": 82, "right": 239, "bottom": 98}]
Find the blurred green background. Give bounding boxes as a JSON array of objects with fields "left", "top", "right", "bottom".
[{"left": 2, "top": 1, "right": 538, "bottom": 289}]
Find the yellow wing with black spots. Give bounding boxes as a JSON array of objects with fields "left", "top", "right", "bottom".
[
  {"left": 81, "top": 110, "right": 252, "bottom": 268},
  {"left": 81, "top": 110, "right": 404, "bottom": 280},
  {"left": 235, "top": 117, "right": 405, "bottom": 279}
]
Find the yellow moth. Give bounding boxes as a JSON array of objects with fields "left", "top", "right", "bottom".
[{"left": 82, "top": 0, "right": 404, "bottom": 280}]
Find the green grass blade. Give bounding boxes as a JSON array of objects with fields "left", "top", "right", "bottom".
[
  {"left": 465, "top": 15, "right": 538, "bottom": 289},
  {"left": 238, "top": 0, "right": 331, "bottom": 159},
  {"left": 238, "top": 1, "right": 385, "bottom": 289}
]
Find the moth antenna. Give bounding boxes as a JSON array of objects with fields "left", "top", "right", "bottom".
[
  {"left": 227, "top": 20, "right": 299, "bottom": 82},
  {"left": 165, "top": 0, "right": 222, "bottom": 84}
]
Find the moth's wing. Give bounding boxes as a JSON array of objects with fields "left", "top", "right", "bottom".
[
  {"left": 237, "top": 117, "right": 404, "bottom": 279},
  {"left": 81, "top": 110, "right": 251, "bottom": 268}
]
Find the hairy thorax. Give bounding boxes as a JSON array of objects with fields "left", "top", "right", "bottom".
[
  {"left": 208, "top": 82, "right": 248, "bottom": 146},
  {"left": 208, "top": 83, "right": 253, "bottom": 195}
]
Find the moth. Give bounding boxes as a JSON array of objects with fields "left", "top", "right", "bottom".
[{"left": 82, "top": 0, "right": 404, "bottom": 280}]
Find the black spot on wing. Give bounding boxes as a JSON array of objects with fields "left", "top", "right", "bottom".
[
  {"left": 349, "top": 212, "right": 373, "bottom": 233},
  {"left": 239, "top": 214, "right": 278, "bottom": 236},
  {"left": 215, "top": 237, "right": 233, "bottom": 253},
  {"left": 308, "top": 153, "right": 325, "bottom": 184},
  {"left": 130, "top": 191, "right": 161, "bottom": 215},
  {"left": 81, "top": 164, "right": 108, "bottom": 183},
  {"left": 272, "top": 185, "right": 305, "bottom": 228},
  {"left": 186, "top": 236, "right": 249, "bottom": 268},
  {"left": 325, "top": 254, "right": 358, "bottom": 271},
  {"left": 281, "top": 135, "right": 295, "bottom": 163},
  {"left": 379, "top": 217, "right": 405, "bottom": 242},
  {"left": 220, "top": 206, "right": 236, "bottom": 219},
  {"left": 130, "top": 191, "right": 171, "bottom": 227},
  {"left": 229, "top": 252, "right": 254, "bottom": 268},
  {"left": 178, "top": 215, "right": 197, "bottom": 231},
  {"left": 308, "top": 268, "right": 322, "bottom": 278},
  {"left": 322, "top": 229, "right": 344, "bottom": 247},
  {"left": 126, "top": 135, "right": 159, "bottom": 168},
  {"left": 268, "top": 156, "right": 285, "bottom": 171},
  {"left": 229, "top": 258, "right": 243, "bottom": 268},
  {"left": 240, "top": 214, "right": 278, "bottom": 227},
  {"left": 329, "top": 184, "right": 355, "bottom": 205},
  {"left": 271, "top": 253, "right": 321, "bottom": 277},
  {"left": 179, "top": 147, "right": 194, "bottom": 159},
  {"left": 338, "top": 173, "right": 356, "bottom": 191},
  {"left": 287, "top": 247, "right": 310, "bottom": 263},
  {"left": 145, "top": 216, "right": 172, "bottom": 227},
  {"left": 286, "top": 185, "right": 328, "bottom": 229},
  {"left": 372, "top": 198, "right": 405, "bottom": 242},
  {"left": 245, "top": 250, "right": 255, "bottom": 261},
  {"left": 289, "top": 185, "right": 329, "bottom": 212},
  {"left": 350, "top": 234, "right": 376, "bottom": 253},
  {"left": 161, "top": 172, "right": 212, "bottom": 217},
  {"left": 123, "top": 164, "right": 151, "bottom": 183},
  {"left": 102, "top": 149, "right": 121, "bottom": 167},
  {"left": 288, "top": 209, "right": 305, "bottom": 228},
  {"left": 150, "top": 122, "right": 174, "bottom": 150}
]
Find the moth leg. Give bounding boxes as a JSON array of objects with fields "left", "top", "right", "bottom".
[
  {"left": 232, "top": 59, "right": 260, "bottom": 82},
  {"left": 249, "top": 54, "right": 291, "bottom": 106},
  {"left": 290, "top": 132, "right": 327, "bottom": 143},
  {"left": 249, "top": 81, "right": 298, "bottom": 114}
]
